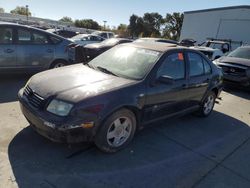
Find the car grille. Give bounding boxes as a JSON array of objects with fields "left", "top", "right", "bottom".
[
  {"left": 219, "top": 65, "right": 246, "bottom": 77},
  {"left": 23, "top": 86, "right": 45, "bottom": 109}
]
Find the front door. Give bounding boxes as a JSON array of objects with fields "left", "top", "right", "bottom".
[
  {"left": 144, "top": 51, "right": 189, "bottom": 122},
  {"left": 0, "top": 26, "right": 16, "bottom": 69}
]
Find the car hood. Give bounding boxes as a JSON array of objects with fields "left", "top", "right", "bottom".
[
  {"left": 28, "top": 64, "right": 135, "bottom": 103},
  {"left": 218, "top": 56, "right": 250, "bottom": 67},
  {"left": 190, "top": 46, "right": 217, "bottom": 52}
]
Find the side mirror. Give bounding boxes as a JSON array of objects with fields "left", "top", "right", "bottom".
[{"left": 158, "top": 75, "right": 175, "bottom": 84}]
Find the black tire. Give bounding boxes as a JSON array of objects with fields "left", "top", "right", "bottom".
[
  {"left": 197, "top": 91, "right": 216, "bottom": 117},
  {"left": 49, "top": 60, "right": 67, "bottom": 69},
  {"left": 94, "top": 109, "right": 136, "bottom": 153}
]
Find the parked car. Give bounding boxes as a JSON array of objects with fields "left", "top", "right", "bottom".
[
  {"left": 84, "top": 38, "right": 132, "bottom": 61},
  {"left": 0, "top": 23, "right": 73, "bottom": 73},
  {"left": 70, "top": 34, "right": 105, "bottom": 46},
  {"left": 190, "top": 38, "right": 242, "bottom": 60},
  {"left": 213, "top": 46, "right": 250, "bottom": 87},
  {"left": 92, "top": 31, "right": 115, "bottom": 39},
  {"left": 47, "top": 28, "right": 78, "bottom": 38},
  {"left": 134, "top": 37, "right": 178, "bottom": 45},
  {"left": 18, "top": 42, "right": 223, "bottom": 153}
]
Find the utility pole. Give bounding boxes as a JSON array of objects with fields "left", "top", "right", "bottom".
[
  {"left": 103, "top": 20, "right": 107, "bottom": 30},
  {"left": 26, "top": 5, "right": 29, "bottom": 24}
]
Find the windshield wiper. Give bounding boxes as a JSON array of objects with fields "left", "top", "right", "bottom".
[{"left": 96, "top": 66, "right": 118, "bottom": 76}]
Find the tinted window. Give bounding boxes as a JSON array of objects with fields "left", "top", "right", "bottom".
[
  {"left": 108, "top": 33, "right": 114, "bottom": 38},
  {"left": 49, "top": 36, "right": 62, "bottom": 44},
  {"left": 0, "top": 27, "right": 13, "bottom": 44},
  {"left": 32, "top": 32, "right": 49, "bottom": 44},
  {"left": 188, "top": 53, "right": 204, "bottom": 77},
  {"left": 157, "top": 52, "right": 185, "bottom": 80},
  {"left": 204, "top": 60, "right": 212, "bottom": 74},
  {"left": 18, "top": 29, "right": 31, "bottom": 43}
]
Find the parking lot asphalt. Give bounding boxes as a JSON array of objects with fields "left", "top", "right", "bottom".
[{"left": 0, "top": 75, "right": 250, "bottom": 188}]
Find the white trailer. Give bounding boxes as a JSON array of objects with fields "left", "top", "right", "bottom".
[{"left": 180, "top": 5, "right": 250, "bottom": 49}]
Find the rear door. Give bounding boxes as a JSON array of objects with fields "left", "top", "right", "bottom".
[
  {"left": 0, "top": 26, "right": 16, "bottom": 69},
  {"left": 16, "top": 28, "right": 55, "bottom": 72},
  {"left": 185, "top": 51, "right": 213, "bottom": 107},
  {"left": 144, "top": 50, "right": 189, "bottom": 122}
]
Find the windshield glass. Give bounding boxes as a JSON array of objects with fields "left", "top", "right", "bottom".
[
  {"left": 88, "top": 45, "right": 161, "bottom": 80},
  {"left": 101, "top": 38, "right": 119, "bottom": 45},
  {"left": 227, "top": 47, "right": 250, "bottom": 60}
]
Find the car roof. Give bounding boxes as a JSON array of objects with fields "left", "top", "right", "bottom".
[{"left": 123, "top": 42, "right": 183, "bottom": 52}]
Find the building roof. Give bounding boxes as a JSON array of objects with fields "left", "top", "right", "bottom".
[{"left": 185, "top": 5, "right": 250, "bottom": 14}]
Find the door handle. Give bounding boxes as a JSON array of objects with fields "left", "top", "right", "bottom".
[
  {"left": 46, "top": 49, "right": 53, "bottom": 53},
  {"left": 4, "top": 49, "right": 14, "bottom": 53}
]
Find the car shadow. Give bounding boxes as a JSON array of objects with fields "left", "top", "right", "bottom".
[
  {"left": 8, "top": 111, "right": 250, "bottom": 188},
  {"left": 223, "top": 85, "right": 250, "bottom": 100},
  {"left": 0, "top": 75, "right": 31, "bottom": 103}
]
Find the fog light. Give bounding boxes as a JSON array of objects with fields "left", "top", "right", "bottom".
[{"left": 81, "top": 122, "right": 94, "bottom": 128}]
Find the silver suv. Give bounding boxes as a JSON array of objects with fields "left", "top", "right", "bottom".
[{"left": 0, "top": 23, "right": 73, "bottom": 73}]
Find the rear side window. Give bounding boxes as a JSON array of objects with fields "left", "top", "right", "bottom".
[
  {"left": 0, "top": 27, "right": 13, "bottom": 44},
  {"left": 157, "top": 52, "right": 185, "bottom": 80},
  {"left": 18, "top": 29, "right": 32, "bottom": 43},
  {"left": 32, "top": 32, "right": 49, "bottom": 44},
  {"left": 188, "top": 52, "right": 212, "bottom": 77},
  {"left": 49, "top": 36, "right": 62, "bottom": 44}
]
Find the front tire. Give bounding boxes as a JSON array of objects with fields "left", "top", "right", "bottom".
[
  {"left": 94, "top": 109, "right": 136, "bottom": 153},
  {"left": 50, "top": 60, "right": 67, "bottom": 69},
  {"left": 198, "top": 91, "right": 216, "bottom": 117}
]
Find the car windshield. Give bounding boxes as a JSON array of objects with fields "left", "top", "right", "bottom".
[
  {"left": 88, "top": 45, "right": 161, "bottom": 80},
  {"left": 227, "top": 47, "right": 250, "bottom": 60},
  {"left": 101, "top": 38, "right": 119, "bottom": 45}
]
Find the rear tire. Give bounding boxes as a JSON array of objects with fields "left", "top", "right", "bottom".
[
  {"left": 94, "top": 109, "right": 136, "bottom": 153},
  {"left": 197, "top": 91, "right": 216, "bottom": 117}
]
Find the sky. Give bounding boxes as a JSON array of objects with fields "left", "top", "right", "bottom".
[{"left": 1, "top": 0, "right": 250, "bottom": 27}]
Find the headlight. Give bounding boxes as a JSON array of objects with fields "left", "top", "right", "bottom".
[{"left": 47, "top": 99, "right": 73, "bottom": 116}]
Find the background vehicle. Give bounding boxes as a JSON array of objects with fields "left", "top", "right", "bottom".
[
  {"left": 84, "top": 38, "right": 132, "bottom": 61},
  {"left": 190, "top": 38, "right": 242, "bottom": 60},
  {"left": 134, "top": 37, "right": 178, "bottom": 44},
  {"left": 92, "top": 31, "right": 115, "bottom": 39},
  {"left": 47, "top": 28, "right": 78, "bottom": 38},
  {"left": 70, "top": 34, "right": 105, "bottom": 46},
  {"left": 18, "top": 42, "right": 223, "bottom": 153},
  {"left": 0, "top": 23, "right": 73, "bottom": 73},
  {"left": 214, "top": 46, "right": 250, "bottom": 87}
]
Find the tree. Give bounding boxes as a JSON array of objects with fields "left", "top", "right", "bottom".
[
  {"left": 163, "top": 12, "right": 184, "bottom": 40},
  {"left": 128, "top": 14, "right": 145, "bottom": 38},
  {"left": 10, "top": 6, "right": 31, "bottom": 16},
  {"left": 142, "top": 12, "right": 163, "bottom": 37},
  {"left": 116, "top": 24, "right": 129, "bottom": 38},
  {"left": 74, "top": 19, "right": 100, "bottom": 30},
  {"left": 0, "top": 7, "right": 4, "bottom": 13},
  {"left": 59, "top": 16, "right": 73, "bottom": 23}
]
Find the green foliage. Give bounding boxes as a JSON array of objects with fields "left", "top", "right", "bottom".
[
  {"left": 59, "top": 16, "right": 73, "bottom": 23},
  {"left": 10, "top": 6, "right": 31, "bottom": 16},
  {"left": 0, "top": 7, "right": 4, "bottom": 13},
  {"left": 116, "top": 24, "right": 129, "bottom": 38},
  {"left": 74, "top": 19, "right": 100, "bottom": 30},
  {"left": 163, "top": 12, "right": 184, "bottom": 40},
  {"left": 128, "top": 12, "right": 183, "bottom": 40}
]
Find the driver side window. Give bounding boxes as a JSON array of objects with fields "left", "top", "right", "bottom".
[{"left": 157, "top": 52, "right": 185, "bottom": 80}]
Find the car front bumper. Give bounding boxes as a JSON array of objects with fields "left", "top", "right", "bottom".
[
  {"left": 18, "top": 89, "right": 96, "bottom": 143},
  {"left": 223, "top": 74, "right": 250, "bottom": 86}
]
